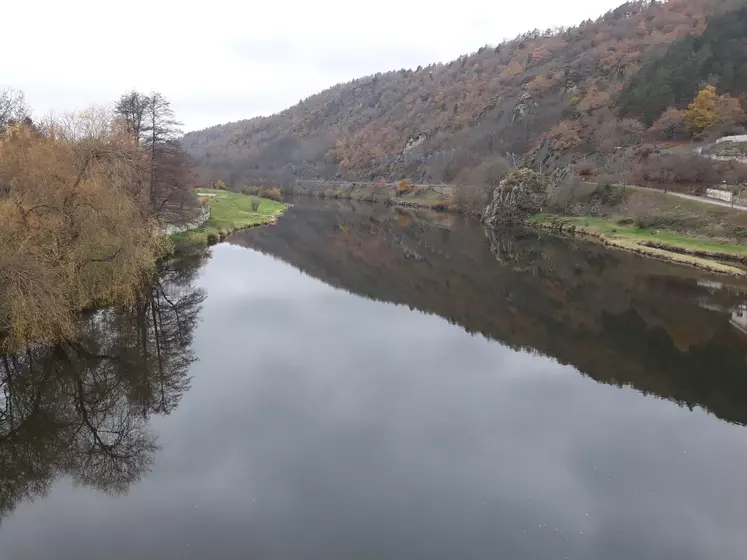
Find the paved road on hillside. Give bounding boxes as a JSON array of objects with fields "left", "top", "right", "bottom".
[
  {"left": 626, "top": 185, "right": 747, "bottom": 211},
  {"left": 299, "top": 179, "right": 747, "bottom": 211}
]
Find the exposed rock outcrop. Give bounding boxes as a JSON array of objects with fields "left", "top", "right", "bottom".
[
  {"left": 483, "top": 168, "right": 554, "bottom": 226},
  {"left": 511, "top": 92, "right": 538, "bottom": 123},
  {"left": 403, "top": 131, "right": 430, "bottom": 153}
]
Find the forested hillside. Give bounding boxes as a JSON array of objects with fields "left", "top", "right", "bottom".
[
  {"left": 183, "top": 0, "right": 747, "bottom": 188},
  {"left": 620, "top": 4, "right": 747, "bottom": 123}
]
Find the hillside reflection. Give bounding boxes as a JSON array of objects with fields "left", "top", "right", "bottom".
[
  {"left": 0, "top": 256, "right": 206, "bottom": 520},
  {"left": 233, "top": 198, "right": 747, "bottom": 425}
]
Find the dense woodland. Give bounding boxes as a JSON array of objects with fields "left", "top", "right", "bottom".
[
  {"left": 183, "top": 0, "right": 747, "bottom": 188},
  {"left": 620, "top": 5, "right": 747, "bottom": 123},
  {"left": 0, "top": 88, "right": 196, "bottom": 347}
]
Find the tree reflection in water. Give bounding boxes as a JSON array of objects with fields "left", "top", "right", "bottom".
[
  {"left": 0, "top": 255, "right": 206, "bottom": 520},
  {"left": 234, "top": 199, "right": 747, "bottom": 426}
]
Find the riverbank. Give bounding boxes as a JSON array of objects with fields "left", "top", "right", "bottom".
[
  {"left": 292, "top": 178, "right": 747, "bottom": 275},
  {"left": 528, "top": 215, "right": 747, "bottom": 275},
  {"left": 290, "top": 181, "right": 454, "bottom": 211},
  {"left": 170, "top": 189, "right": 287, "bottom": 250}
]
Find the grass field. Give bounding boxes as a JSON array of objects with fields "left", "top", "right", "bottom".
[
  {"left": 171, "top": 189, "right": 286, "bottom": 249},
  {"left": 295, "top": 182, "right": 455, "bottom": 210},
  {"left": 530, "top": 215, "right": 747, "bottom": 255},
  {"left": 628, "top": 187, "right": 747, "bottom": 225},
  {"left": 528, "top": 214, "right": 747, "bottom": 275}
]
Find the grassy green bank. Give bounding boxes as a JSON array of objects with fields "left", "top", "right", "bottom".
[
  {"left": 528, "top": 215, "right": 747, "bottom": 275},
  {"left": 171, "top": 189, "right": 286, "bottom": 250}
]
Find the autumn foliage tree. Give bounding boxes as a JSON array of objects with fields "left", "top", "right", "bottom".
[
  {"left": 685, "top": 86, "right": 720, "bottom": 136},
  {"left": 0, "top": 87, "right": 201, "bottom": 347},
  {"left": 547, "top": 121, "right": 581, "bottom": 151},
  {"left": 0, "top": 117, "right": 168, "bottom": 346},
  {"left": 649, "top": 108, "right": 687, "bottom": 140},
  {"left": 684, "top": 85, "right": 746, "bottom": 137},
  {"left": 526, "top": 75, "right": 552, "bottom": 96},
  {"left": 396, "top": 179, "right": 412, "bottom": 196}
]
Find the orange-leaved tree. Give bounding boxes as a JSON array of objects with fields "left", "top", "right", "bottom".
[
  {"left": 396, "top": 179, "right": 412, "bottom": 196},
  {"left": 548, "top": 120, "right": 581, "bottom": 150}
]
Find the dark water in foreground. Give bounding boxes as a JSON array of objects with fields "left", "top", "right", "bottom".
[{"left": 2, "top": 199, "right": 747, "bottom": 559}]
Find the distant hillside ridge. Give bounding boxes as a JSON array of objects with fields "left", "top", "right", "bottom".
[{"left": 183, "top": 0, "right": 747, "bottom": 188}]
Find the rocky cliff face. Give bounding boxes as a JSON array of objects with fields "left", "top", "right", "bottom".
[
  {"left": 511, "top": 92, "right": 538, "bottom": 123},
  {"left": 483, "top": 168, "right": 554, "bottom": 226},
  {"left": 403, "top": 131, "right": 430, "bottom": 153}
]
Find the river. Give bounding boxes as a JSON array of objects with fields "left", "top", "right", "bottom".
[{"left": 2, "top": 198, "right": 747, "bottom": 559}]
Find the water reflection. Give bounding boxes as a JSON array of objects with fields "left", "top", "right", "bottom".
[
  {"left": 234, "top": 198, "right": 747, "bottom": 425},
  {"left": 3, "top": 201, "right": 747, "bottom": 559},
  {"left": 0, "top": 256, "right": 206, "bottom": 520}
]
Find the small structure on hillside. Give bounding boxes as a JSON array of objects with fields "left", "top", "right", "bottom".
[{"left": 706, "top": 188, "right": 734, "bottom": 203}]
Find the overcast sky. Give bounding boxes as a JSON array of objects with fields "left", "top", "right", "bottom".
[{"left": 4, "top": 0, "right": 624, "bottom": 131}]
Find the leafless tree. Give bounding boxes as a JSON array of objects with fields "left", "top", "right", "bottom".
[
  {"left": 114, "top": 91, "right": 197, "bottom": 224},
  {"left": 43, "top": 105, "right": 114, "bottom": 142},
  {"left": 0, "top": 261, "right": 205, "bottom": 519},
  {"left": 114, "top": 91, "right": 150, "bottom": 145},
  {"left": 0, "top": 88, "right": 30, "bottom": 132}
]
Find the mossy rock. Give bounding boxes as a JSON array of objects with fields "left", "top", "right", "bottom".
[{"left": 484, "top": 168, "right": 555, "bottom": 226}]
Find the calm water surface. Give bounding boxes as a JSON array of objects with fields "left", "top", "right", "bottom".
[{"left": 2, "top": 200, "right": 747, "bottom": 559}]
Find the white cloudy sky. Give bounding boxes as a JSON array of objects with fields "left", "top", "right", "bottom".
[{"left": 3, "top": 0, "right": 624, "bottom": 131}]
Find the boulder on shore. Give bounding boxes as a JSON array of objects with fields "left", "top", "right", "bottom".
[{"left": 483, "top": 168, "right": 554, "bottom": 226}]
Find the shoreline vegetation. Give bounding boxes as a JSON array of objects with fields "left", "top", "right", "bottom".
[
  {"left": 496, "top": 169, "right": 747, "bottom": 276},
  {"left": 291, "top": 181, "right": 456, "bottom": 211},
  {"left": 0, "top": 88, "right": 288, "bottom": 349},
  {"left": 1, "top": 88, "right": 196, "bottom": 348},
  {"left": 1, "top": 86, "right": 287, "bottom": 348},
  {"left": 527, "top": 215, "right": 747, "bottom": 275},
  {"left": 288, "top": 173, "right": 747, "bottom": 276},
  {"left": 170, "top": 189, "right": 287, "bottom": 250}
]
